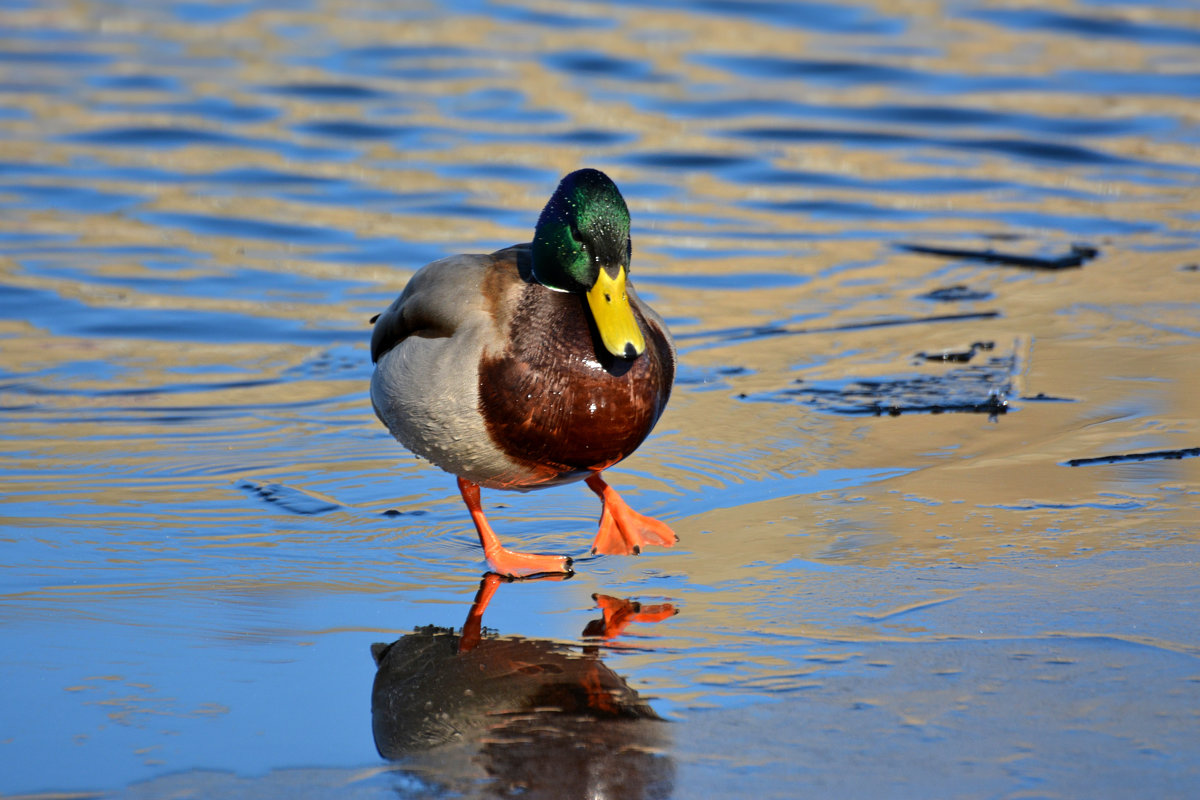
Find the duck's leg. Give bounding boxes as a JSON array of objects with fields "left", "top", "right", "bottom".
[
  {"left": 458, "top": 477, "right": 573, "bottom": 578},
  {"left": 585, "top": 472, "right": 678, "bottom": 556}
]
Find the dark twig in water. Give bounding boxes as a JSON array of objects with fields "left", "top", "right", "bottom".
[
  {"left": 1022, "top": 392, "right": 1076, "bottom": 403},
  {"left": 916, "top": 341, "right": 994, "bottom": 363},
  {"left": 918, "top": 285, "right": 994, "bottom": 302},
  {"left": 1064, "top": 447, "right": 1200, "bottom": 467},
  {"left": 898, "top": 242, "right": 1099, "bottom": 270}
]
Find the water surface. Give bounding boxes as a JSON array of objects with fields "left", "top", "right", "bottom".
[{"left": 2, "top": 0, "right": 1199, "bottom": 797}]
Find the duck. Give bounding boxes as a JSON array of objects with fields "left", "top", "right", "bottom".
[{"left": 370, "top": 168, "right": 677, "bottom": 577}]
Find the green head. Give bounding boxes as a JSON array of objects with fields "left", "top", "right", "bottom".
[{"left": 531, "top": 169, "right": 645, "bottom": 358}]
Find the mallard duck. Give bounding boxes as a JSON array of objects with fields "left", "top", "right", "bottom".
[{"left": 370, "top": 168, "right": 676, "bottom": 577}]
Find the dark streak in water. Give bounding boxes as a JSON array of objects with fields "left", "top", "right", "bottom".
[
  {"left": 239, "top": 481, "right": 341, "bottom": 516},
  {"left": 490, "top": 5, "right": 613, "bottom": 29},
  {"left": 703, "top": 54, "right": 924, "bottom": 85},
  {"left": 918, "top": 286, "right": 994, "bottom": 303},
  {"left": 63, "top": 126, "right": 348, "bottom": 160},
  {"left": 1022, "top": 393, "right": 1077, "bottom": 403},
  {"left": 261, "top": 82, "right": 391, "bottom": 100},
  {"left": 66, "top": 126, "right": 250, "bottom": 149},
  {"left": 1064, "top": 448, "right": 1200, "bottom": 467},
  {"left": 338, "top": 44, "right": 470, "bottom": 61},
  {"left": 623, "top": 151, "right": 756, "bottom": 170},
  {"left": 92, "top": 98, "right": 277, "bottom": 125},
  {"left": 544, "top": 128, "right": 637, "bottom": 146},
  {"left": 294, "top": 120, "right": 432, "bottom": 141},
  {"left": 206, "top": 166, "right": 342, "bottom": 187},
  {"left": 899, "top": 242, "right": 1099, "bottom": 270},
  {"left": 916, "top": 341, "right": 993, "bottom": 363},
  {"left": 88, "top": 74, "right": 180, "bottom": 92},
  {"left": 544, "top": 50, "right": 668, "bottom": 83}
]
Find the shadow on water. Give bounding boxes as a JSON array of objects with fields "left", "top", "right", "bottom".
[{"left": 371, "top": 574, "right": 676, "bottom": 799}]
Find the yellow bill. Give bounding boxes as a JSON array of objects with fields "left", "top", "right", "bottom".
[{"left": 586, "top": 265, "right": 646, "bottom": 359}]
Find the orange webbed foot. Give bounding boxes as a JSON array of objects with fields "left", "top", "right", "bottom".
[
  {"left": 483, "top": 547, "right": 573, "bottom": 580},
  {"left": 585, "top": 473, "right": 678, "bottom": 556},
  {"left": 457, "top": 477, "right": 574, "bottom": 579}
]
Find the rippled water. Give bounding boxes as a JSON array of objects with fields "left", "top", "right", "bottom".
[{"left": 2, "top": 0, "right": 1199, "bottom": 797}]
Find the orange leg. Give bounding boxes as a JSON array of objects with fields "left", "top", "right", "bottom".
[
  {"left": 458, "top": 477, "right": 573, "bottom": 578},
  {"left": 585, "top": 472, "right": 678, "bottom": 556}
]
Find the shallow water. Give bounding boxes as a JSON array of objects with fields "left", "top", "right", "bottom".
[{"left": 2, "top": 0, "right": 1199, "bottom": 797}]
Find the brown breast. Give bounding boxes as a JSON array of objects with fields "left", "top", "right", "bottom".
[{"left": 478, "top": 281, "right": 673, "bottom": 487}]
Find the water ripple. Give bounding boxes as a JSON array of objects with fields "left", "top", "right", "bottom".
[
  {"left": 732, "top": 167, "right": 1017, "bottom": 195},
  {"left": 66, "top": 125, "right": 249, "bottom": 148},
  {"left": 97, "top": 98, "right": 278, "bottom": 124},
  {"left": 649, "top": 96, "right": 1169, "bottom": 137},
  {"left": 87, "top": 73, "right": 181, "bottom": 92},
  {"left": 1, "top": 183, "right": 141, "bottom": 214},
  {"left": 544, "top": 50, "right": 669, "bottom": 83},
  {"left": 699, "top": 54, "right": 926, "bottom": 85},
  {"left": 727, "top": 125, "right": 1145, "bottom": 167},
  {"left": 293, "top": 120, "right": 428, "bottom": 141},
  {"left": 260, "top": 81, "right": 391, "bottom": 101},
  {"left": 612, "top": 0, "right": 903, "bottom": 34},
  {"left": 969, "top": 8, "right": 1200, "bottom": 47},
  {"left": 0, "top": 48, "right": 114, "bottom": 68},
  {"left": 622, "top": 151, "right": 756, "bottom": 170},
  {"left": 138, "top": 211, "right": 356, "bottom": 245}
]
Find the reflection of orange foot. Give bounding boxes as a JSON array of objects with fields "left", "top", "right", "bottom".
[
  {"left": 458, "top": 478, "right": 574, "bottom": 578},
  {"left": 585, "top": 594, "right": 678, "bottom": 639},
  {"left": 458, "top": 572, "right": 568, "bottom": 653},
  {"left": 586, "top": 473, "right": 678, "bottom": 556}
]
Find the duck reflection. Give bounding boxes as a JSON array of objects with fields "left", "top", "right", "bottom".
[{"left": 371, "top": 573, "right": 676, "bottom": 799}]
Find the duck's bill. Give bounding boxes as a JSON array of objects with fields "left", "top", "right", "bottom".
[{"left": 586, "top": 265, "right": 646, "bottom": 359}]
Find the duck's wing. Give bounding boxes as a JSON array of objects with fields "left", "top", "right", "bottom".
[{"left": 370, "top": 248, "right": 527, "bottom": 364}]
